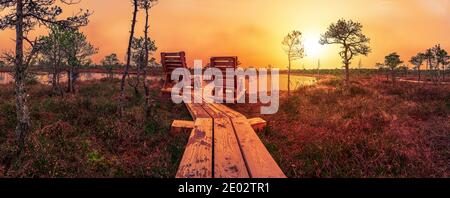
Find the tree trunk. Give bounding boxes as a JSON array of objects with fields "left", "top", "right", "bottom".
[
  {"left": 119, "top": 0, "right": 139, "bottom": 118},
  {"left": 67, "top": 70, "right": 72, "bottom": 92},
  {"left": 442, "top": 66, "right": 445, "bottom": 81},
  {"left": 108, "top": 66, "right": 113, "bottom": 79},
  {"left": 426, "top": 60, "right": 430, "bottom": 83},
  {"left": 52, "top": 62, "right": 58, "bottom": 93},
  {"left": 444, "top": 66, "right": 447, "bottom": 82},
  {"left": 418, "top": 67, "right": 421, "bottom": 82},
  {"left": 343, "top": 47, "right": 350, "bottom": 86},
  {"left": 391, "top": 69, "right": 396, "bottom": 86},
  {"left": 344, "top": 63, "right": 350, "bottom": 86},
  {"left": 143, "top": 6, "right": 151, "bottom": 119},
  {"left": 14, "top": 0, "right": 30, "bottom": 145},
  {"left": 57, "top": 72, "right": 63, "bottom": 96},
  {"left": 437, "top": 64, "right": 441, "bottom": 85},
  {"left": 68, "top": 67, "right": 76, "bottom": 93},
  {"left": 287, "top": 57, "right": 291, "bottom": 96},
  {"left": 131, "top": 67, "right": 141, "bottom": 95}
]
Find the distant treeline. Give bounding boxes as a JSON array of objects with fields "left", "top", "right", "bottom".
[
  {"left": 0, "top": 64, "right": 164, "bottom": 74},
  {"left": 281, "top": 68, "right": 449, "bottom": 76},
  {"left": 2, "top": 64, "right": 447, "bottom": 77}
]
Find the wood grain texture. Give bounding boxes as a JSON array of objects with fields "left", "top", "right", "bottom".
[
  {"left": 185, "top": 102, "right": 211, "bottom": 120},
  {"left": 212, "top": 117, "right": 249, "bottom": 178},
  {"left": 199, "top": 102, "right": 249, "bottom": 178},
  {"left": 247, "top": 117, "right": 267, "bottom": 132},
  {"left": 176, "top": 118, "right": 213, "bottom": 178},
  {"left": 178, "top": 86, "right": 284, "bottom": 178},
  {"left": 208, "top": 102, "right": 245, "bottom": 118},
  {"left": 171, "top": 120, "right": 195, "bottom": 131},
  {"left": 230, "top": 117, "right": 286, "bottom": 178}
]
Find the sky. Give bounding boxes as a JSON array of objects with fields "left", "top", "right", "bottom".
[{"left": 0, "top": 0, "right": 449, "bottom": 69}]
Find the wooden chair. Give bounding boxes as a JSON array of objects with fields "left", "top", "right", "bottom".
[
  {"left": 161, "top": 51, "right": 188, "bottom": 92},
  {"left": 210, "top": 56, "right": 243, "bottom": 102}
]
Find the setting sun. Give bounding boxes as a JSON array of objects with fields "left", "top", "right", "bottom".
[{"left": 303, "top": 34, "right": 324, "bottom": 58}]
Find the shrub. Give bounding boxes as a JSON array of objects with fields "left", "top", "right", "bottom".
[
  {"left": 25, "top": 73, "right": 38, "bottom": 85},
  {"left": 0, "top": 102, "right": 16, "bottom": 129},
  {"left": 94, "top": 100, "right": 117, "bottom": 116},
  {"left": 87, "top": 150, "right": 105, "bottom": 164},
  {"left": 144, "top": 120, "right": 159, "bottom": 136},
  {"left": 347, "top": 85, "right": 370, "bottom": 96},
  {"left": 281, "top": 95, "right": 302, "bottom": 119},
  {"left": 320, "top": 78, "right": 343, "bottom": 87}
]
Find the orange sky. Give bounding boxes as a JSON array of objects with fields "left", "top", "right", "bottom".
[{"left": 0, "top": 0, "right": 449, "bottom": 69}]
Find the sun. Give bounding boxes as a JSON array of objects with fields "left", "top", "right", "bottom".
[{"left": 303, "top": 35, "right": 324, "bottom": 58}]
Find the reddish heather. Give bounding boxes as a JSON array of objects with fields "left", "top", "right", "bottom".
[
  {"left": 0, "top": 78, "right": 191, "bottom": 177},
  {"left": 0, "top": 76, "right": 449, "bottom": 178},
  {"left": 230, "top": 77, "right": 450, "bottom": 177}
]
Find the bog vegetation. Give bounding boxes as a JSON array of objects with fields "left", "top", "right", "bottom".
[
  {"left": 0, "top": 0, "right": 449, "bottom": 177},
  {"left": 233, "top": 76, "right": 450, "bottom": 177}
]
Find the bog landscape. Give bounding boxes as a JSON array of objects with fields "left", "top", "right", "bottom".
[{"left": 0, "top": 0, "right": 449, "bottom": 178}]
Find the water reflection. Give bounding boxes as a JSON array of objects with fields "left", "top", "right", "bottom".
[
  {"left": 269, "top": 74, "right": 316, "bottom": 91},
  {"left": 0, "top": 72, "right": 316, "bottom": 91},
  {"left": 0, "top": 72, "right": 161, "bottom": 85}
]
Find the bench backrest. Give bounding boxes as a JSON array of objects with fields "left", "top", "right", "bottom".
[
  {"left": 210, "top": 56, "right": 238, "bottom": 72},
  {"left": 161, "top": 51, "right": 187, "bottom": 74},
  {"left": 209, "top": 57, "right": 240, "bottom": 98}
]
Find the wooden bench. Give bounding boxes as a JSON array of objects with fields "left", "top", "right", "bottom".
[
  {"left": 161, "top": 51, "right": 188, "bottom": 93},
  {"left": 209, "top": 56, "right": 244, "bottom": 103},
  {"left": 175, "top": 98, "right": 285, "bottom": 178}
]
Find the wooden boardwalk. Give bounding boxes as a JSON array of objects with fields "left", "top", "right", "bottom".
[{"left": 173, "top": 95, "right": 286, "bottom": 178}]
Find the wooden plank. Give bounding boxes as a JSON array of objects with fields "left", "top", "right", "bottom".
[
  {"left": 165, "top": 62, "right": 184, "bottom": 66},
  {"left": 165, "top": 64, "right": 184, "bottom": 69},
  {"left": 172, "top": 120, "right": 195, "bottom": 129},
  {"left": 164, "top": 57, "right": 184, "bottom": 61},
  {"left": 185, "top": 102, "right": 210, "bottom": 120},
  {"left": 211, "top": 57, "right": 238, "bottom": 62},
  {"left": 206, "top": 102, "right": 283, "bottom": 178},
  {"left": 162, "top": 52, "right": 185, "bottom": 56},
  {"left": 212, "top": 62, "right": 236, "bottom": 67},
  {"left": 179, "top": 83, "right": 284, "bottom": 178},
  {"left": 230, "top": 117, "right": 286, "bottom": 178},
  {"left": 171, "top": 120, "right": 195, "bottom": 134},
  {"left": 199, "top": 102, "right": 249, "bottom": 178},
  {"left": 212, "top": 116, "right": 249, "bottom": 178},
  {"left": 205, "top": 99, "right": 284, "bottom": 178},
  {"left": 211, "top": 57, "right": 238, "bottom": 69},
  {"left": 211, "top": 57, "right": 236, "bottom": 60},
  {"left": 247, "top": 117, "right": 267, "bottom": 132},
  {"left": 200, "top": 103, "right": 225, "bottom": 119},
  {"left": 176, "top": 118, "right": 213, "bottom": 178},
  {"left": 208, "top": 102, "right": 245, "bottom": 118}
]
